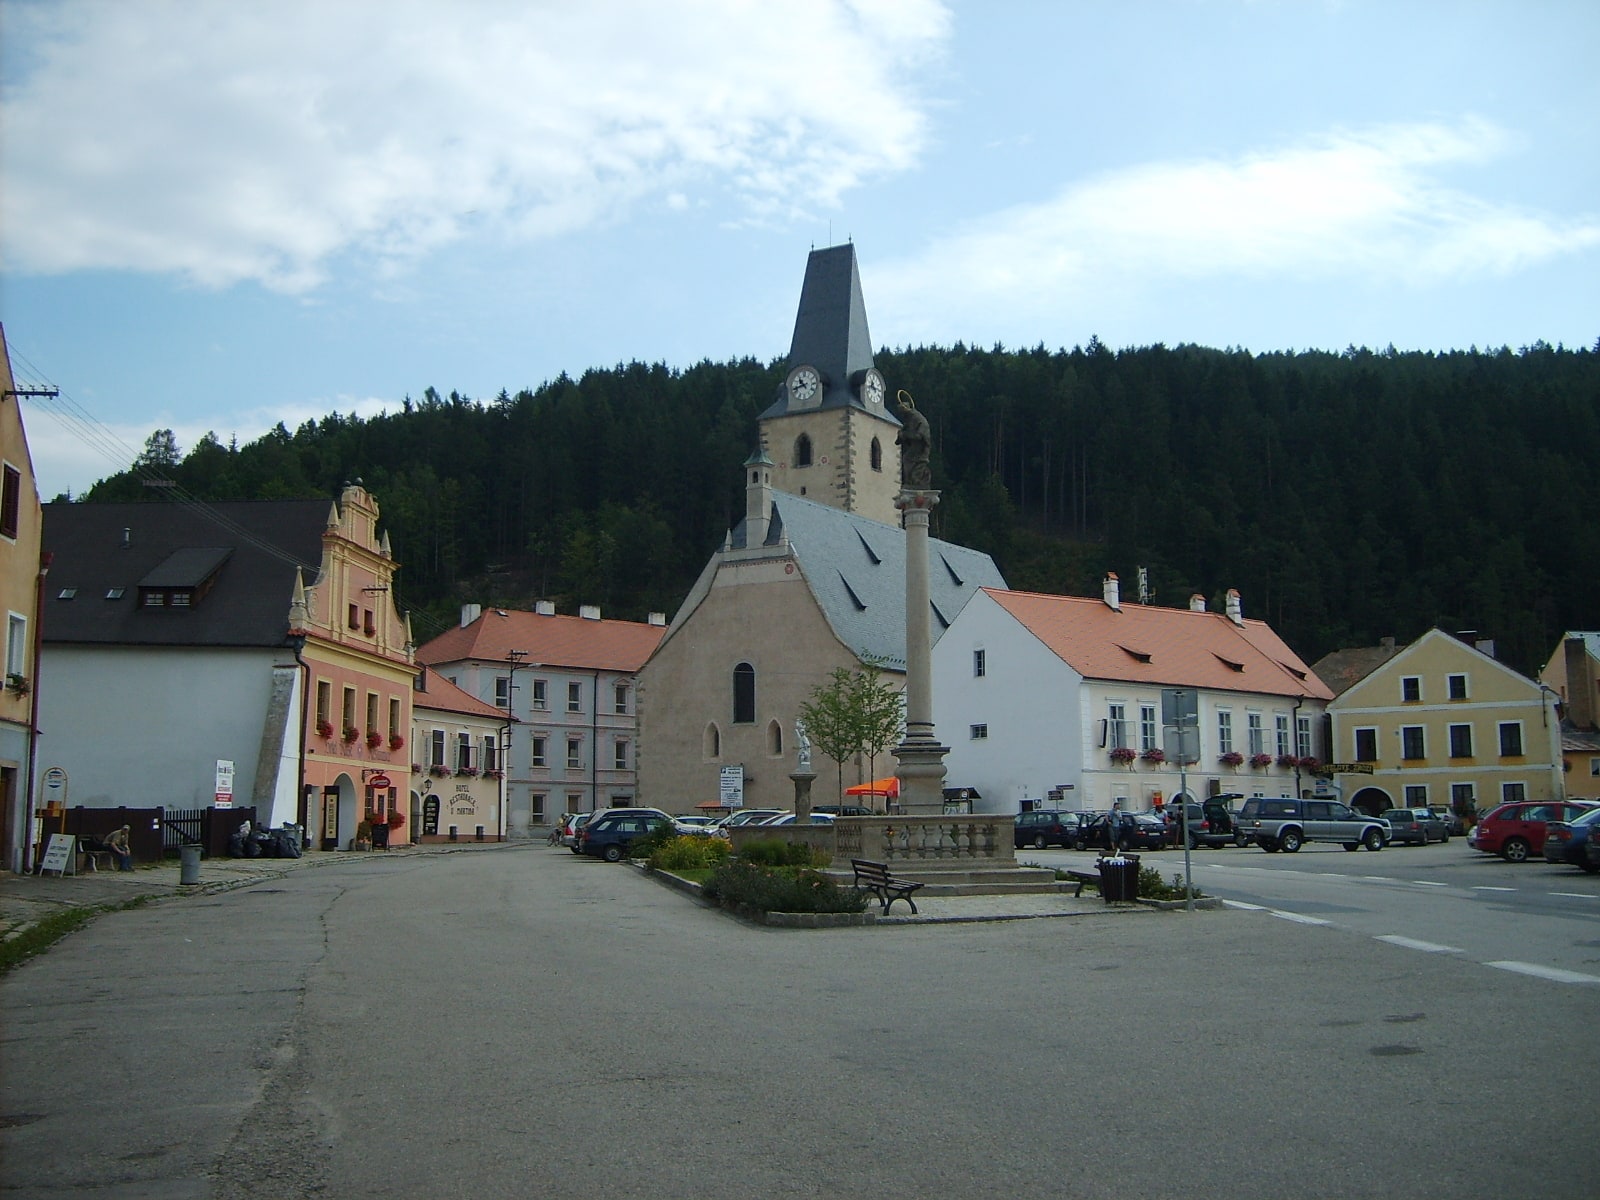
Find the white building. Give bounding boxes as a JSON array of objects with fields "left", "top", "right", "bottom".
[{"left": 932, "top": 576, "right": 1332, "bottom": 813}]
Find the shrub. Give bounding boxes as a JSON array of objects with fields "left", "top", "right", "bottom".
[
  {"left": 628, "top": 822, "right": 682, "bottom": 860},
  {"left": 702, "top": 861, "right": 868, "bottom": 914},
  {"left": 1137, "top": 866, "right": 1204, "bottom": 901},
  {"left": 649, "top": 834, "right": 731, "bottom": 872},
  {"left": 737, "top": 837, "right": 830, "bottom": 868}
]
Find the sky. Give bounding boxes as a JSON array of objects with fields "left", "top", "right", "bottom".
[{"left": 2, "top": 0, "right": 1596, "bottom": 500}]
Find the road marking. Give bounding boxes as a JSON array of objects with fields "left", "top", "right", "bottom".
[
  {"left": 1472, "top": 885, "right": 1516, "bottom": 892},
  {"left": 1486, "top": 961, "right": 1600, "bottom": 986},
  {"left": 1222, "top": 900, "right": 1265, "bottom": 910},
  {"left": 1376, "top": 934, "right": 1462, "bottom": 953},
  {"left": 1549, "top": 892, "right": 1597, "bottom": 900},
  {"left": 1410, "top": 880, "right": 1448, "bottom": 887},
  {"left": 1269, "top": 909, "right": 1331, "bottom": 926}
]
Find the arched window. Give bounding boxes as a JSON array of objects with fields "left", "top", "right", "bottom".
[
  {"left": 794, "top": 434, "right": 812, "bottom": 468},
  {"left": 733, "top": 662, "right": 756, "bottom": 724},
  {"left": 768, "top": 720, "right": 784, "bottom": 756},
  {"left": 704, "top": 723, "right": 721, "bottom": 758},
  {"left": 870, "top": 437, "right": 882, "bottom": 471}
]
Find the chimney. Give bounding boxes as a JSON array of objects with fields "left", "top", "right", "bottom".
[
  {"left": 1566, "top": 637, "right": 1596, "bottom": 730},
  {"left": 535, "top": 600, "right": 555, "bottom": 616},
  {"left": 460, "top": 603, "right": 482, "bottom": 628},
  {"left": 579, "top": 605, "right": 601, "bottom": 621},
  {"left": 1189, "top": 593, "right": 1206, "bottom": 612},
  {"left": 1102, "top": 572, "right": 1120, "bottom": 611},
  {"left": 744, "top": 447, "right": 774, "bottom": 548},
  {"left": 1381, "top": 636, "right": 1396, "bottom": 650},
  {"left": 647, "top": 612, "right": 666, "bottom": 626},
  {"left": 1225, "top": 588, "right": 1243, "bottom": 626}
]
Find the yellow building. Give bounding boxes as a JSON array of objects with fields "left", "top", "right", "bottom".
[
  {"left": 1322, "top": 628, "right": 1563, "bottom": 820},
  {"left": 0, "top": 325, "right": 46, "bottom": 872}
]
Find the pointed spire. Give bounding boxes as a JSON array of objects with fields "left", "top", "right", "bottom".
[
  {"left": 325, "top": 501, "right": 340, "bottom": 530},
  {"left": 287, "top": 568, "right": 309, "bottom": 630}
]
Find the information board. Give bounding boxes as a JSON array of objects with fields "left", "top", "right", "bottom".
[{"left": 40, "top": 834, "right": 76, "bottom": 876}]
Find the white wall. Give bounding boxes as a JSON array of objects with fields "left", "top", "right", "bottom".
[
  {"left": 933, "top": 591, "right": 1086, "bottom": 814},
  {"left": 35, "top": 645, "right": 289, "bottom": 816}
]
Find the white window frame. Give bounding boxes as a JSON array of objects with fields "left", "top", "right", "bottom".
[
  {"left": 1400, "top": 725, "right": 1426, "bottom": 761},
  {"left": 1400, "top": 676, "right": 1422, "bottom": 702},
  {"left": 494, "top": 676, "right": 511, "bottom": 708},
  {"left": 1448, "top": 723, "right": 1473, "bottom": 758},
  {"left": 1139, "top": 705, "right": 1157, "bottom": 752},
  {"left": 1353, "top": 727, "right": 1378, "bottom": 762},
  {"left": 1296, "top": 715, "right": 1312, "bottom": 760},
  {"left": 566, "top": 736, "right": 582, "bottom": 770},
  {"left": 1107, "top": 703, "right": 1129, "bottom": 750},
  {"left": 1217, "top": 710, "right": 1234, "bottom": 755},
  {"left": 531, "top": 679, "right": 548, "bottom": 711},
  {"left": 430, "top": 728, "right": 446, "bottom": 767},
  {"left": 973, "top": 649, "right": 986, "bottom": 678},
  {"left": 5, "top": 611, "right": 28, "bottom": 679},
  {"left": 1447, "top": 674, "right": 1468, "bottom": 700},
  {"left": 970, "top": 724, "right": 988, "bottom": 740},
  {"left": 530, "top": 736, "right": 546, "bottom": 768},
  {"left": 1274, "top": 714, "right": 1290, "bottom": 758},
  {"left": 1498, "top": 721, "right": 1525, "bottom": 757},
  {"left": 614, "top": 739, "right": 629, "bottom": 770},
  {"left": 1246, "top": 712, "right": 1265, "bottom": 756},
  {"left": 614, "top": 683, "right": 629, "bottom": 715},
  {"left": 567, "top": 681, "right": 583, "bottom": 714}
]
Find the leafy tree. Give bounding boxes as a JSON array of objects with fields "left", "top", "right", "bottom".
[{"left": 796, "top": 659, "right": 904, "bottom": 808}]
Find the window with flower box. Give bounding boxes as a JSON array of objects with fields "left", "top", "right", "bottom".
[
  {"left": 1217, "top": 710, "right": 1234, "bottom": 756},
  {"left": 316, "top": 680, "right": 331, "bottom": 730},
  {"left": 1296, "top": 715, "right": 1312, "bottom": 760},
  {"left": 1275, "top": 715, "right": 1290, "bottom": 758},
  {"left": 430, "top": 729, "right": 446, "bottom": 768},
  {"left": 342, "top": 688, "right": 356, "bottom": 735},
  {"left": 456, "top": 732, "right": 472, "bottom": 772},
  {"left": 1246, "top": 712, "right": 1265, "bottom": 756},
  {"left": 1107, "top": 703, "right": 1129, "bottom": 750},
  {"left": 1139, "top": 705, "right": 1157, "bottom": 752}
]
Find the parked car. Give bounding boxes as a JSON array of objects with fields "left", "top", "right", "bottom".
[
  {"left": 1468, "top": 800, "right": 1598, "bottom": 863},
  {"left": 1428, "top": 806, "right": 1467, "bottom": 837},
  {"left": 759, "top": 811, "right": 836, "bottom": 826},
  {"left": 561, "top": 811, "right": 595, "bottom": 853},
  {"left": 1014, "top": 809, "right": 1087, "bottom": 850},
  {"left": 577, "top": 808, "right": 675, "bottom": 862},
  {"left": 1239, "top": 797, "right": 1390, "bottom": 853},
  {"left": 1380, "top": 807, "right": 1448, "bottom": 845},
  {"left": 709, "top": 809, "right": 785, "bottom": 835},
  {"left": 1077, "top": 811, "right": 1166, "bottom": 852},
  {"left": 1541, "top": 806, "right": 1600, "bottom": 871},
  {"left": 813, "top": 804, "right": 875, "bottom": 817},
  {"left": 1586, "top": 828, "right": 1600, "bottom": 874},
  {"left": 673, "top": 815, "right": 719, "bottom": 835},
  {"left": 1164, "top": 799, "right": 1238, "bottom": 849}
]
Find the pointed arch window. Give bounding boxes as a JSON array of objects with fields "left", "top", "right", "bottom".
[
  {"left": 768, "top": 720, "right": 784, "bottom": 756},
  {"left": 733, "top": 662, "right": 756, "bottom": 724},
  {"left": 705, "top": 723, "right": 722, "bottom": 759},
  {"left": 794, "top": 434, "right": 812, "bottom": 468},
  {"left": 870, "top": 437, "right": 882, "bottom": 472}
]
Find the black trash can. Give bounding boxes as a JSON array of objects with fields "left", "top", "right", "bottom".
[{"left": 1097, "top": 855, "right": 1139, "bottom": 902}]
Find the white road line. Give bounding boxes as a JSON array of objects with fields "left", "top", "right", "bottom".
[
  {"left": 1473, "top": 885, "right": 1516, "bottom": 892},
  {"left": 1410, "top": 880, "right": 1448, "bottom": 887},
  {"left": 1549, "top": 892, "right": 1597, "bottom": 900},
  {"left": 1222, "top": 900, "right": 1265, "bottom": 910},
  {"left": 1270, "top": 909, "right": 1331, "bottom": 926},
  {"left": 1486, "top": 961, "right": 1600, "bottom": 986},
  {"left": 1376, "top": 934, "right": 1462, "bottom": 953}
]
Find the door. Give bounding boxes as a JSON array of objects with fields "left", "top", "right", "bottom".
[{"left": 320, "top": 787, "right": 340, "bottom": 851}]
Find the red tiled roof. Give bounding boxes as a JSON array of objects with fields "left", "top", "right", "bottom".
[
  {"left": 984, "top": 588, "right": 1332, "bottom": 700},
  {"left": 414, "top": 666, "right": 507, "bottom": 720},
  {"left": 416, "top": 609, "right": 666, "bottom": 674}
]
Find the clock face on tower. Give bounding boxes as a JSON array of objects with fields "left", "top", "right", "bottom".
[
  {"left": 862, "top": 369, "right": 885, "bottom": 409},
  {"left": 788, "top": 366, "right": 821, "bottom": 405}
]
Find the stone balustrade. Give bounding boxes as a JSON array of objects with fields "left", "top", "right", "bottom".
[{"left": 726, "top": 815, "right": 1018, "bottom": 869}]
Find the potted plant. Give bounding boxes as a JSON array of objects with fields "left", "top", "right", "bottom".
[
  {"left": 1298, "top": 756, "right": 1322, "bottom": 771},
  {"left": 316, "top": 719, "right": 335, "bottom": 739},
  {"left": 7, "top": 673, "right": 32, "bottom": 695},
  {"left": 429, "top": 764, "right": 450, "bottom": 778},
  {"left": 354, "top": 819, "right": 373, "bottom": 850},
  {"left": 366, "top": 730, "right": 383, "bottom": 749},
  {"left": 387, "top": 810, "right": 406, "bottom": 830},
  {"left": 1109, "top": 746, "right": 1137, "bottom": 765},
  {"left": 1276, "top": 753, "right": 1298, "bottom": 769},
  {"left": 342, "top": 725, "right": 361, "bottom": 742},
  {"left": 389, "top": 732, "right": 405, "bottom": 751},
  {"left": 1249, "top": 753, "right": 1274, "bottom": 768},
  {"left": 1141, "top": 748, "right": 1166, "bottom": 765},
  {"left": 457, "top": 765, "right": 480, "bottom": 777},
  {"left": 1219, "top": 751, "right": 1244, "bottom": 768},
  {"left": 484, "top": 768, "right": 504, "bottom": 780}
]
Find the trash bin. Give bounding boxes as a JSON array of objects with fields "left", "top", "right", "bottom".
[
  {"left": 179, "top": 843, "right": 202, "bottom": 886},
  {"left": 1097, "top": 854, "right": 1139, "bottom": 902}
]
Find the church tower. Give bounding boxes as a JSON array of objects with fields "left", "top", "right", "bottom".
[{"left": 757, "top": 244, "right": 902, "bottom": 525}]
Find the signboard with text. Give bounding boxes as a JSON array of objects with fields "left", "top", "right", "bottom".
[
  {"left": 215, "top": 759, "right": 235, "bottom": 808},
  {"left": 719, "top": 765, "right": 745, "bottom": 808}
]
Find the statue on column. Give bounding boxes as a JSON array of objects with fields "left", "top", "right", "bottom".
[
  {"left": 895, "top": 390, "right": 932, "bottom": 489},
  {"left": 794, "top": 719, "right": 812, "bottom": 772}
]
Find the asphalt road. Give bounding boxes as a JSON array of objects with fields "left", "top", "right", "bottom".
[
  {"left": 1021, "top": 839, "right": 1600, "bottom": 984},
  {"left": 3, "top": 845, "right": 1596, "bottom": 1199}
]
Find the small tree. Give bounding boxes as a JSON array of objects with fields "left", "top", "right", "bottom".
[
  {"left": 796, "top": 658, "right": 905, "bottom": 809},
  {"left": 849, "top": 658, "right": 904, "bottom": 800},
  {"left": 797, "top": 666, "right": 858, "bottom": 802}
]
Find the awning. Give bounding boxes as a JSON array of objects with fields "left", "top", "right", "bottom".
[{"left": 845, "top": 777, "right": 899, "bottom": 797}]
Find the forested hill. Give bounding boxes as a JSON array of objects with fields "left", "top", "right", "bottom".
[{"left": 79, "top": 339, "right": 1599, "bottom": 677}]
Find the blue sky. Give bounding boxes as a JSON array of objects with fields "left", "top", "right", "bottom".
[{"left": 3, "top": 0, "right": 1596, "bottom": 500}]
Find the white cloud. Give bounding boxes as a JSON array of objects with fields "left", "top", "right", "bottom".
[
  {"left": 1, "top": 0, "right": 950, "bottom": 291},
  {"left": 873, "top": 120, "right": 1600, "bottom": 343}
]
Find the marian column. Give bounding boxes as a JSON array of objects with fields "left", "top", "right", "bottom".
[{"left": 890, "top": 393, "right": 949, "bottom": 815}]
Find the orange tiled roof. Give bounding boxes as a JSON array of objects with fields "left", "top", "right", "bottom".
[
  {"left": 416, "top": 609, "right": 666, "bottom": 674},
  {"left": 414, "top": 666, "right": 507, "bottom": 720},
  {"left": 984, "top": 588, "right": 1332, "bottom": 700}
]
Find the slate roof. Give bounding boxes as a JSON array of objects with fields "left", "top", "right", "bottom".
[
  {"left": 415, "top": 608, "right": 666, "bottom": 674},
  {"left": 414, "top": 665, "right": 510, "bottom": 720},
  {"left": 42, "top": 500, "right": 329, "bottom": 648},
  {"left": 985, "top": 588, "right": 1332, "bottom": 699},
  {"left": 728, "top": 492, "right": 1006, "bottom": 670},
  {"left": 757, "top": 243, "right": 898, "bottom": 424}
]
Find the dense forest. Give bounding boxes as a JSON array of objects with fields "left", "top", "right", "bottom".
[{"left": 78, "top": 339, "right": 1599, "bottom": 677}]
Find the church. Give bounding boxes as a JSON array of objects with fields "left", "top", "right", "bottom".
[{"left": 635, "top": 244, "right": 1006, "bottom": 812}]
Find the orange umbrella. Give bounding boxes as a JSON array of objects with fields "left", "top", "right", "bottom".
[{"left": 845, "top": 777, "right": 899, "bottom": 797}]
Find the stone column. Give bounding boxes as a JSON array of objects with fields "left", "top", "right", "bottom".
[
  {"left": 892, "top": 490, "right": 949, "bottom": 815},
  {"left": 790, "top": 770, "right": 817, "bottom": 823}
]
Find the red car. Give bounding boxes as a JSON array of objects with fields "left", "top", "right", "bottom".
[{"left": 1467, "top": 800, "right": 1598, "bottom": 862}]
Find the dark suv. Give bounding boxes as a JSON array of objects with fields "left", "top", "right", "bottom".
[
  {"left": 1167, "top": 798, "right": 1239, "bottom": 849},
  {"left": 1014, "top": 810, "right": 1086, "bottom": 849}
]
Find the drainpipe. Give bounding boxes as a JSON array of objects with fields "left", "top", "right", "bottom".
[
  {"left": 22, "top": 551, "right": 50, "bottom": 873},
  {"left": 1292, "top": 696, "right": 1303, "bottom": 799},
  {"left": 591, "top": 670, "right": 600, "bottom": 811},
  {"left": 289, "top": 632, "right": 310, "bottom": 838}
]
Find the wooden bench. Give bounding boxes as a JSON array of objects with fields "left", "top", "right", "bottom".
[
  {"left": 1063, "top": 868, "right": 1100, "bottom": 896},
  {"left": 76, "top": 837, "right": 116, "bottom": 873},
  {"left": 851, "top": 859, "right": 926, "bottom": 914}
]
